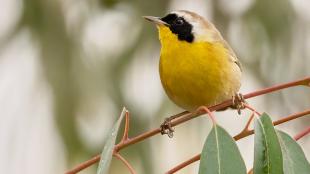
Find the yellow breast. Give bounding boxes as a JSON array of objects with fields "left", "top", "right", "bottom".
[{"left": 158, "top": 26, "right": 241, "bottom": 111}]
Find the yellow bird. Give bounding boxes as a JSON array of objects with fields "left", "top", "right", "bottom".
[{"left": 144, "top": 10, "right": 242, "bottom": 135}]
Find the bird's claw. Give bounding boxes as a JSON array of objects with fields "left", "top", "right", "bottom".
[
  {"left": 232, "top": 93, "right": 246, "bottom": 115},
  {"left": 160, "top": 117, "right": 174, "bottom": 138}
]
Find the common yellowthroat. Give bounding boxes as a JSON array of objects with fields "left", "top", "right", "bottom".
[{"left": 144, "top": 11, "right": 242, "bottom": 135}]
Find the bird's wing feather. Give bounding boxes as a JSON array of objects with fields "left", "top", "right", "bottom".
[{"left": 220, "top": 40, "right": 243, "bottom": 72}]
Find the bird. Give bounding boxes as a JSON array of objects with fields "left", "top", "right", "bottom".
[{"left": 144, "top": 10, "right": 243, "bottom": 137}]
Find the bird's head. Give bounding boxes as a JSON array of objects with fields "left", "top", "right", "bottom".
[{"left": 144, "top": 10, "right": 222, "bottom": 44}]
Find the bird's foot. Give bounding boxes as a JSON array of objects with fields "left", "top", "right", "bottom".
[
  {"left": 232, "top": 93, "right": 246, "bottom": 115},
  {"left": 160, "top": 117, "right": 175, "bottom": 138}
]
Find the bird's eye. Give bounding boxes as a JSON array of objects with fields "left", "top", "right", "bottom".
[{"left": 174, "top": 18, "right": 184, "bottom": 25}]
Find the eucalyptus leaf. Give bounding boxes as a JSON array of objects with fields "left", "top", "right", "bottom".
[
  {"left": 198, "top": 124, "right": 246, "bottom": 174},
  {"left": 277, "top": 130, "right": 310, "bottom": 174},
  {"left": 254, "top": 113, "right": 283, "bottom": 174},
  {"left": 97, "top": 107, "right": 127, "bottom": 174}
]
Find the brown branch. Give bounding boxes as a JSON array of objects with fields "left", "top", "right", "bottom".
[
  {"left": 165, "top": 155, "right": 199, "bottom": 174},
  {"left": 244, "top": 112, "right": 255, "bottom": 131},
  {"left": 166, "top": 109, "right": 310, "bottom": 174},
  {"left": 168, "top": 77, "right": 310, "bottom": 128},
  {"left": 114, "top": 153, "right": 137, "bottom": 174},
  {"left": 294, "top": 126, "right": 310, "bottom": 141},
  {"left": 65, "top": 155, "right": 101, "bottom": 174},
  {"left": 121, "top": 111, "right": 130, "bottom": 143},
  {"left": 65, "top": 77, "right": 310, "bottom": 174}
]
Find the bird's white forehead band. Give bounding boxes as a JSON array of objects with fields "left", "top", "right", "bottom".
[{"left": 171, "top": 11, "right": 193, "bottom": 21}]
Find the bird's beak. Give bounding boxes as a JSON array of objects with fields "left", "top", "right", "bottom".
[{"left": 143, "top": 16, "right": 169, "bottom": 27}]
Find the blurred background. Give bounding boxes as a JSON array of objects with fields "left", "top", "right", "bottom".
[{"left": 0, "top": 0, "right": 309, "bottom": 173}]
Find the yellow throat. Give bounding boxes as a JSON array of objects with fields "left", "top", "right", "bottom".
[{"left": 158, "top": 26, "right": 241, "bottom": 111}]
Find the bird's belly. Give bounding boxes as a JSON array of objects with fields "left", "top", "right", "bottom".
[{"left": 159, "top": 43, "right": 241, "bottom": 111}]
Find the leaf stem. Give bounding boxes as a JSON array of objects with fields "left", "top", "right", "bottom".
[
  {"left": 243, "top": 103, "right": 262, "bottom": 116},
  {"left": 195, "top": 106, "right": 217, "bottom": 124}
]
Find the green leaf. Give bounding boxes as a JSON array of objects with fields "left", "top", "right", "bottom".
[
  {"left": 97, "top": 107, "right": 127, "bottom": 174},
  {"left": 198, "top": 124, "right": 246, "bottom": 174},
  {"left": 254, "top": 113, "right": 283, "bottom": 174},
  {"left": 276, "top": 130, "right": 310, "bottom": 174}
]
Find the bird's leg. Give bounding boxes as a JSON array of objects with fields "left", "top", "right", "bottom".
[
  {"left": 232, "top": 93, "right": 246, "bottom": 115},
  {"left": 160, "top": 111, "right": 187, "bottom": 138}
]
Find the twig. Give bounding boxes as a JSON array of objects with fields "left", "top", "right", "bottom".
[
  {"left": 294, "top": 126, "right": 310, "bottom": 141},
  {"left": 237, "top": 112, "right": 255, "bottom": 139},
  {"left": 165, "top": 109, "right": 310, "bottom": 173},
  {"left": 65, "top": 77, "right": 310, "bottom": 174},
  {"left": 168, "top": 77, "right": 310, "bottom": 128},
  {"left": 114, "top": 153, "right": 137, "bottom": 174},
  {"left": 65, "top": 155, "right": 101, "bottom": 174},
  {"left": 121, "top": 111, "right": 130, "bottom": 143},
  {"left": 165, "top": 155, "right": 199, "bottom": 174}
]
